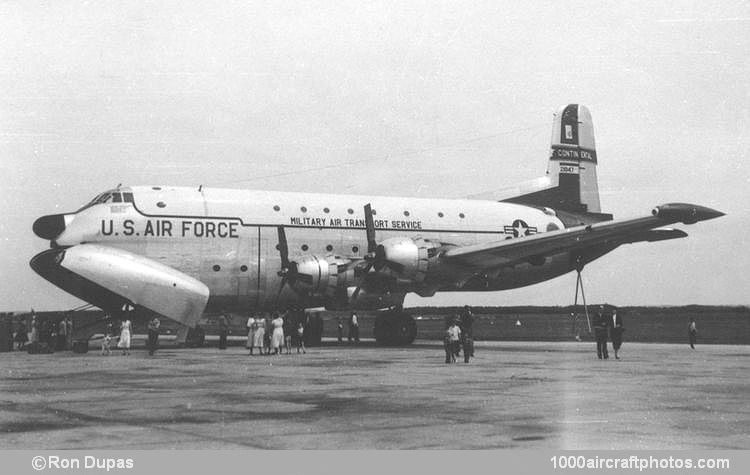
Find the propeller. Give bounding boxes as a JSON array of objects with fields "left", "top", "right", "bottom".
[
  {"left": 350, "top": 204, "right": 404, "bottom": 302},
  {"left": 274, "top": 226, "right": 313, "bottom": 306}
]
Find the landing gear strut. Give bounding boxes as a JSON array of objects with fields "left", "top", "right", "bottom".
[
  {"left": 374, "top": 307, "right": 417, "bottom": 346},
  {"left": 572, "top": 257, "right": 592, "bottom": 337}
]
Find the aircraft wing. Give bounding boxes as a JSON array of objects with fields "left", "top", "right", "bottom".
[{"left": 443, "top": 203, "right": 723, "bottom": 270}]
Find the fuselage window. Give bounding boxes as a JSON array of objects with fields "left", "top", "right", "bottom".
[
  {"left": 459, "top": 213, "right": 465, "bottom": 219},
  {"left": 123, "top": 193, "right": 134, "bottom": 203},
  {"left": 112, "top": 193, "right": 122, "bottom": 203},
  {"left": 301, "top": 206, "right": 307, "bottom": 213},
  {"left": 326, "top": 245, "right": 333, "bottom": 251},
  {"left": 240, "top": 265, "right": 248, "bottom": 272},
  {"left": 438, "top": 212, "right": 444, "bottom": 218},
  {"left": 347, "top": 208, "right": 354, "bottom": 214},
  {"left": 403, "top": 211, "right": 410, "bottom": 217},
  {"left": 352, "top": 246, "right": 359, "bottom": 253},
  {"left": 273, "top": 205, "right": 280, "bottom": 211},
  {"left": 212, "top": 265, "right": 221, "bottom": 272},
  {"left": 301, "top": 244, "right": 309, "bottom": 251},
  {"left": 157, "top": 201, "right": 166, "bottom": 208},
  {"left": 323, "top": 207, "right": 330, "bottom": 213}
]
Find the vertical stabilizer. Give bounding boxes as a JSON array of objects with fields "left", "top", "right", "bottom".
[{"left": 547, "top": 104, "right": 601, "bottom": 213}]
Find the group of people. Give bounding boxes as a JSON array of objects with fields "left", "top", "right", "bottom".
[
  {"left": 592, "top": 305, "right": 624, "bottom": 359},
  {"left": 7, "top": 312, "right": 73, "bottom": 353},
  {"left": 240, "top": 309, "right": 307, "bottom": 355},
  {"left": 444, "top": 306, "right": 475, "bottom": 364},
  {"left": 100, "top": 315, "right": 160, "bottom": 356}
]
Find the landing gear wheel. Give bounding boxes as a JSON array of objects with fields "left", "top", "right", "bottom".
[
  {"left": 72, "top": 341, "right": 89, "bottom": 354},
  {"left": 303, "top": 313, "right": 324, "bottom": 347},
  {"left": 374, "top": 314, "right": 417, "bottom": 346}
]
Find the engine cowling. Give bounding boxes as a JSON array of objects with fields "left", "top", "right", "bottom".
[
  {"left": 290, "top": 255, "right": 355, "bottom": 299},
  {"left": 378, "top": 237, "right": 445, "bottom": 282}
]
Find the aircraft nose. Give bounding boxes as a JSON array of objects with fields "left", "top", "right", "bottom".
[{"left": 33, "top": 214, "right": 67, "bottom": 240}]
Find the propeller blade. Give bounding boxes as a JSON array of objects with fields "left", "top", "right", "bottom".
[
  {"left": 364, "top": 203, "right": 377, "bottom": 254},
  {"left": 275, "top": 276, "right": 287, "bottom": 307},
  {"left": 277, "top": 226, "right": 290, "bottom": 269},
  {"left": 350, "top": 261, "right": 374, "bottom": 302}
]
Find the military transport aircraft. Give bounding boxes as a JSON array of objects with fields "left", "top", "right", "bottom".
[{"left": 31, "top": 105, "right": 723, "bottom": 345}]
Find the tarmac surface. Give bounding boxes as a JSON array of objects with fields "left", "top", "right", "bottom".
[{"left": 1, "top": 340, "right": 748, "bottom": 449}]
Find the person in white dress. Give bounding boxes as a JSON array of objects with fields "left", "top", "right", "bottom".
[
  {"left": 117, "top": 319, "right": 132, "bottom": 355},
  {"left": 252, "top": 315, "right": 266, "bottom": 355},
  {"left": 270, "top": 313, "right": 284, "bottom": 355},
  {"left": 246, "top": 314, "right": 256, "bottom": 355}
]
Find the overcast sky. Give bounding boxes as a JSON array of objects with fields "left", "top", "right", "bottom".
[{"left": 1, "top": 0, "right": 748, "bottom": 311}]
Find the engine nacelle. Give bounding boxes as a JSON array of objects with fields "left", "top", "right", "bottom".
[
  {"left": 291, "top": 255, "right": 355, "bottom": 299},
  {"left": 379, "top": 237, "right": 445, "bottom": 282}
]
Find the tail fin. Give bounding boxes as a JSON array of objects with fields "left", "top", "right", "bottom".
[{"left": 503, "top": 104, "right": 604, "bottom": 215}]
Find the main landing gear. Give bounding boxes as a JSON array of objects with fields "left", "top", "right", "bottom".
[
  {"left": 373, "top": 307, "right": 417, "bottom": 346},
  {"left": 571, "top": 257, "right": 592, "bottom": 338}
]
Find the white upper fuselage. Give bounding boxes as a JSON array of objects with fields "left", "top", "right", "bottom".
[{"left": 54, "top": 185, "right": 570, "bottom": 310}]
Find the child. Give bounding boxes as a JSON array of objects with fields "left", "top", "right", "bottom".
[
  {"left": 296, "top": 322, "right": 306, "bottom": 354},
  {"left": 101, "top": 323, "right": 113, "bottom": 356}
]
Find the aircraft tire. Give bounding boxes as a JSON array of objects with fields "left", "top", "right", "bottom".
[
  {"left": 374, "top": 314, "right": 417, "bottom": 346},
  {"left": 72, "top": 341, "right": 89, "bottom": 354},
  {"left": 303, "top": 313, "right": 323, "bottom": 347}
]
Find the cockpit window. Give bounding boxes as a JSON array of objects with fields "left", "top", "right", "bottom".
[{"left": 75, "top": 190, "right": 129, "bottom": 212}]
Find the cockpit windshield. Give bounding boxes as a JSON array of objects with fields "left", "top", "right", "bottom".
[{"left": 76, "top": 189, "right": 133, "bottom": 212}]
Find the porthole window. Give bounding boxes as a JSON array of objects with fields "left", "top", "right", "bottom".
[
  {"left": 157, "top": 201, "right": 166, "bottom": 208},
  {"left": 212, "top": 265, "right": 221, "bottom": 272},
  {"left": 240, "top": 265, "right": 248, "bottom": 272},
  {"left": 404, "top": 210, "right": 410, "bottom": 217},
  {"left": 371, "top": 209, "right": 377, "bottom": 215},
  {"left": 275, "top": 244, "right": 280, "bottom": 251},
  {"left": 459, "top": 213, "right": 465, "bottom": 219},
  {"left": 352, "top": 246, "right": 359, "bottom": 253},
  {"left": 438, "top": 212, "right": 444, "bottom": 218},
  {"left": 301, "top": 206, "right": 307, "bottom": 213},
  {"left": 152, "top": 186, "right": 162, "bottom": 190},
  {"left": 326, "top": 244, "right": 333, "bottom": 252},
  {"left": 347, "top": 208, "right": 354, "bottom": 214},
  {"left": 301, "top": 244, "right": 309, "bottom": 251},
  {"left": 323, "top": 207, "right": 330, "bottom": 213},
  {"left": 273, "top": 205, "right": 280, "bottom": 211}
]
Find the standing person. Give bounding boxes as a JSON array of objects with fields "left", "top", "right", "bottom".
[
  {"left": 57, "top": 318, "right": 68, "bottom": 350},
  {"left": 688, "top": 318, "right": 698, "bottom": 349},
  {"left": 348, "top": 312, "right": 360, "bottom": 344},
  {"left": 14, "top": 318, "right": 28, "bottom": 351},
  {"left": 445, "top": 320, "right": 461, "bottom": 363},
  {"left": 337, "top": 317, "right": 344, "bottom": 344},
  {"left": 147, "top": 316, "right": 160, "bottom": 356},
  {"left": 460, "top": 305, "right": 475, "bottom": 362},
  {"left": 270, "top": 313, "right": 284, "bottom": 355},
  {"left": 263, "top": 314, "right": 272, "bottom": 354},
  {"left": 593, "top": 306, "right": 609, "bottom": 359},
  {"left": 30, "top": 313, "right": 39, "bottom": 346},
  {"left": 251, "top": 315, "right": 264, "bottom": 355},
  {"left": 217, "top": 312, "right": 230, "bottom": 350},
  {"left": 296, "top": 321, "right": 306, "bottom": 354},
  {"left": 283, "top": 313, "right": 294, "bottom": 355},
  {"left": 101, "top": 321, "right": 113, "bottom": 356},
  {"left": 65, "top": 316, "right": 74, "bottom": 351},
  {"left": 610, "top": 308, "right": 624, "bottom": 359},
  {"left": 245, "top": 314, "right": 257, "bottom": 355},
  {"left": 117, "top": 318, "right": 132, "bottom": 356}
]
